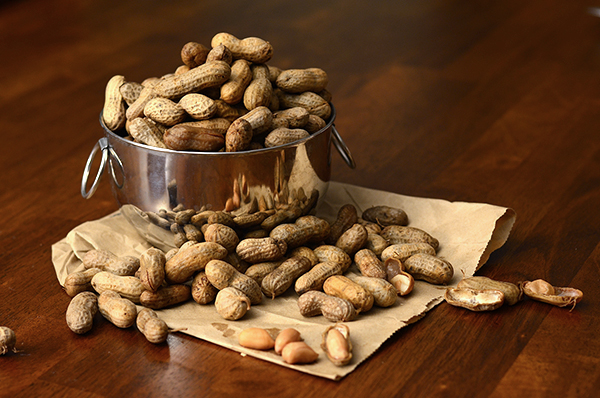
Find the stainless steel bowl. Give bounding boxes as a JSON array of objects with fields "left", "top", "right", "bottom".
[{"left": 82, "top": 105, "right": 354, "bottom": 213}]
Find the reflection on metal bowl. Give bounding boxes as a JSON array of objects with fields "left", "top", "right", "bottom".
[{"left": 82, "top": 105, "right": 354, "bottom": 214}]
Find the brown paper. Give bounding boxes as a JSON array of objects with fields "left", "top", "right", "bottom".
[{"left": 51, "top": 181, "right": 516, "bottom": 380}]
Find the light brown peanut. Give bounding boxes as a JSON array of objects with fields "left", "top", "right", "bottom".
[
  {"left": 238, "top": 327, "right": 275, "bottom": 350},
  {"left": 294, "top": 261, "right": 344, "bottom": 295},
  {"left": 0, "top": 327, "right": 16, "bottom": 355},
  {"left": 267, "top": 65, "right": 282, "bottom": 82},
  {"left": 269, "top": 223, "right": 310, "bottom": 249},
  {"left": 236, "top": 237, "right": 287, "bottom": 264},
  {"left": 181, "top": 41, "right": 210, "bottom": 68},
  {"left": 326, "top": 204, "right": 358, "bottom": 245},
  {"left": 139, "top": 247, "right": 166, "bottom": 292},
  {"left": 144, "top": 97, "right": 186, "bottom": 126},
  {"left": 244, "top": 64, "right": 273, "bottom": 110},
  {"left": 313, "top": 245, "right": 352, "bottom": 272},
  {"left": 276, "top": 68, "right": 328, "bottom": 94},
  {"left": 288, "top": 246, "right": 320, "bottom": 267},
  {"left": 380, "top": 225, "right": 439, "bottom": 250},
  {"left": 321, "top": 323, "right": 352, "bottom": 366},
  {"left": 66, "top": 291, "right": 98, "bottom": 334},
  {"left": 91, "top": 271, "right": 144, "bottom": 303},
  {"left": 102, "top": 74, "right": 126, "bottom": 131},
  {"left": 83, "top": 249, "right": 140, "bottom": 276},
  {"left": 354, "top": 249, "right": 386, "bottom": 279},
  {"left": 211, "top": 32, "right": 273, "bottom": 64},
  {"left": 323, "top": 275, "right": 374, "bottom": 313},
  {"left": 98, "top": 290, "right": 137, "bottom": 328},
  {"left": 164, "top": 241, "right": 228, "bottom": 284},
  {"left": 362, "top": 205, "right": 408, "bottom": 227},
  {"left": 403, "top": 253, "right": 454, "bottom": 285},
  {"left": 164, "top": 124, "right": 225, "bottom": 151},
  {"left": 264, "top": 127, "right": 309, "bottom": 148},
  {"left": 126, "top": 85, "right": 158, "bottom": 121},
  {"left": 276, "top": 90, "right": 331, "bottom": 120},
  {"left": 335, "top": 223, "right": 368, "bottom": 255},
  {"left": 261, "top": 256, "right": 312, "bottom": 298},
  {"left": 281, "top": 341, "right": 319, "bottom": 365},
  {"left": 239, "top": 106, "right": 273, "bottom": 136},
  {"left": 127, "top": 117, "right": 167, "bottom": 148},
  {"left": 220, "top": 59, "right": 252, "bottom": 104},
  {"left": 64, "top": 268, "right": 102, "bottom": 297},
  {"left": 365, "top": 232, "right": 389, "bottom": 256},
  {"left": 244, "top": 261, "right": 282, "bottom": 285},
  {"left": 275, "top": 328, "right": 302, "bottom": 355},
  {"left": 119, "top": 81, "right": 143, "bottom": 106},
  {"left": 153, "top": 60, "right": 231, "bottom": 99},
  {"left": 191, "top": 271, "right": 219, "bottom": 304},
  {"left": 272, "top": 107, "right": 310, "bottom": 129},
  {"left": 521, "top": 279, "right": 583, "bottom": 308},
  {"left": 214, "top": 287, "right": 251, "bottom": 320},
  {"left": 297, "top": 290, "right": 357, "bottom": 322},
  {"left": 380, "top": 242, "right": 436, "bottom": 263},
  {"left": 457, "top": 276, "right": 522, "bottom": 306},
  {"left": 233, "top": 210, "right": 272, "bottom": 230},
  {"left": 444, "top": 287, "right": 505, "bottom": 312},
  {"left": 179, "top": 93, "right": 217, "bottom": 120},
  {"left": 225, "top": 117, "right": 253, "bottom": 152},
  {"left": 175, "top": 65, "right": 190, "bottom": 75},
  {"left": 137, "top": 307, "right": 169, "bottom": 344},
  {"left": 205, "top": 259, "right": 263, "bottom": 304},
  {"left": 214, "top": 99, "right": 248, "bottom": 121},
  {"left": 203, "top": 223, "right": 239, "bottom": 253},
  {"left": 206, "top": 43, "right": 233, "bottom": 64},
  {"left": 140, "top": 284, "right": 191, "bottom": 309},
  {"left": 290, "top": 215, "right": 331, "bottom": 245},
  {"left": 304, "top": 114, "right": 327, "bottom": 133},
  {"left": 346, "top": 272, "right": 397, "bottom": 307}
]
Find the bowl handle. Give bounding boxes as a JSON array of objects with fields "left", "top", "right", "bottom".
[
  {"left": 81, "top": 137, "right": 125, "bottom": 199},
  {"left": 331, "top": 125, "right": 356, "bottom": 169}
]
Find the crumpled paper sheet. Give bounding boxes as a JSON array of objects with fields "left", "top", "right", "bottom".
[{"left": 51, "top": 181, "right": 516, "bottom": 380}]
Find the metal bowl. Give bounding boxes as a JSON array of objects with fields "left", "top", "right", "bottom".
[{"left": 82, "top": 105, "right": 354, "bottom": 213}]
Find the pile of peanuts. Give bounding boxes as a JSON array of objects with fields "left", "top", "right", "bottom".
[
  {"left": 64, "top": 199, "right": 583, "bottom": 366},
  {"left": 102, "top": 32, "right": 332, "bottom": 152},
  {"left": 64, "top": 201, "right": 454, "bottom": 365}
]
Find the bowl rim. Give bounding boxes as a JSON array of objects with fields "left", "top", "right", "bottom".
[{"left": 99, "top": 104, "right": 336, "bottom": 157}]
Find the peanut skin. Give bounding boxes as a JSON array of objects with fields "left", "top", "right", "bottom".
[
  {"left": 164, "top": 124, "right": 225, "bottom": 151},
  {"left": 164, "top": 242, "right": 228, "bottom": 284},
  {"left": 214, "top": 287, "right": 251, "bottom": 320},
  {"left": 297, "top": 290, "right": 357, "bottom": 322},
  {"left": 275, "top": 328, "right": 302, "bottom": 355},
  {"left": 205, "top": 259, "right": 263, "bottom": 304},
  {"left": 98, "top": 290, "right": 137, "bottom": 328},
  {"left": 211, "top": 32, "right": 273, "bottom": 64},
  {"left": 66, "top": 291, "right": 98, "bottom": 334},
  {"left": 137, "top": 307, "right": 169, "bottom": 344},
  {"left": 91, "top": 271, "right": 144, "bottom": 303},
  {"left": 153, "top": 60, "right": 231, "bottom": 99},
  {"left": 276, "top": 68, "right": 329, "bottom": 94},
  {"left": 140, "top": 284, "right": 192, "bottom": 309},
  {"left": 102, "top": 74, "right": 126, "bottom": 131},
  {"left": 281, "top": 341, "right": 318, "bottom": 364},
  {"left": 64, "top": 268, "right": 102, "bottom": 297},
  {"left": 323, "top": 275, "right": 374, "bottom": 313},
  {"left": 238, "top": 327, "right": 275, "bottom": 350},
  {"left": 0, "top": 327, "right": 17, "bottom": 355}
]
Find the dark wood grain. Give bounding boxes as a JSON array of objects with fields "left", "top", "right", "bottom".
[{"left": 1, "top": 0, "right": 599, "bottom": 397}]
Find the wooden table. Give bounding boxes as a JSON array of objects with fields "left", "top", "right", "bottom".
[{"left": 1, "top": 0, "right": 599, "bottom": 396}]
